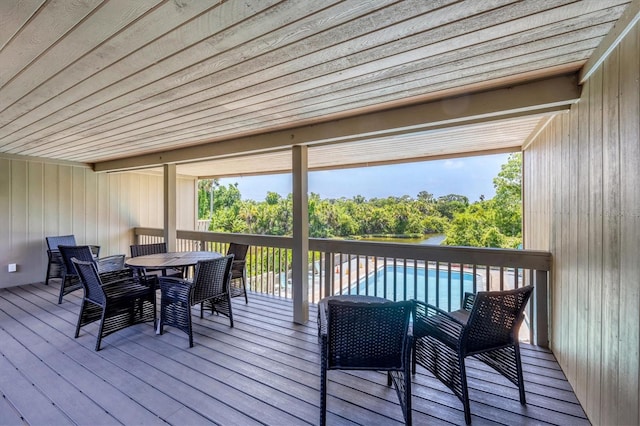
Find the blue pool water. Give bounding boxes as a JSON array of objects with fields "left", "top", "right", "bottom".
[{"left": 353, "top": 265, "right": 478, "bottom": 310}]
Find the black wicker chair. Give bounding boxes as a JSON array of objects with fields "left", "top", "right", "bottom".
[
  {"left": 320, "top": 299, "right": 413, "bottom": 426},
  {"left": 226, "top": 242, "right": 249, "bottom": 303},
  {"left": 130, "top": 242, "right": 183, "bottom": 278},
  {"left": 57, "top": 245, "right": 126, "bottom": 304},
  {"left": 72, "top": 258, "right": 156, "bottom": 351},
  {"left": 159, "top": 255, "right": 234, "bottom": 347},
  {"left": 45, "top": 235, "right": 100, "bottom": 286},
  {"left": 412, "top": 286, "right": 534, "bottom": 424}
]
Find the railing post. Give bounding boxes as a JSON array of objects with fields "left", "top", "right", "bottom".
[{"left": 533, "top": 269, "right": 549, "bottom": 348}]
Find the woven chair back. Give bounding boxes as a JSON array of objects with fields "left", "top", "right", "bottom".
[
  {"left": 226, "top": 243, "right": 248, "bottom": 261},
  {"left": 46, "top": 234, "right": 76, "bottom": 250},
  {"left": 130, "top": 242, "right": 167, "bottom": 257},
  {"left": 464, "top": 285, "right": 534, "bottom": 353},
  {"left": 72, "top": 258, "right": 106, "bottom": 306},
  {"left": 59, "top": 245, "right": 94, "bottom": 276},
  {"left": 191, "top": 254, "right": 234, "bottom": 305},
  {"left": 327, "top": 300, "right": 412, "bottom": 370},
  {"left": 227, "top": 243, "right": 249, "bottom": 279}
]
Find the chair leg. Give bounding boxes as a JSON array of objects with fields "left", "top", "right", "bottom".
[
  {"left": 75, "top": 300, "right": 86, "bottom": 338},
  {"left": 411, "top": 342, "right": 417, "bottom": 374},
  {"left": 242, "top": 275, "right": 248, "bottom": 304},
  {"left": 227, "top": 294, "right": 234, "bottom": 327},
  {"left": 95, "top": 310, "right": 108, "bottom": 351},
  {"left": 45, "top": 262, "right": 52, "bottom": 286},
  {"left": 514, "top": 344, "right": 527, "bottom": 405},
  {"left": 459, "top": 354, "right": 471, "bottom": 425},
  {"left": 404, "top": 369, "right": 412, "bottom": 426},
  {"left": 57, "top": 275, "right": 67, "bottom": 304},
  {"left": 320, "top": 364, "right": 328, "bottom": 426},
  {"left": 187, "top": 311, "right": 194, "bottom": 348},
  {"left": 159, "top": 296, "right": 167, "bottom": 335},
  {"left": 152, "top": 296, "right": 157, "bottom": 328}
]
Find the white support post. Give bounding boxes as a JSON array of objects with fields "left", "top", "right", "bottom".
[
  {"left": 163, "top": 164, "right": 177, "bottom": 252},
  {"left": 292, "top": 146, "right": 309, "bottom": 324}
]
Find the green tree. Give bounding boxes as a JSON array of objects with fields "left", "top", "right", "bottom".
[
  {"left": 417, "top": 191, "right": 435, "bottom": 203},
  {"left": 421, "top": 215, "right": 448, "bottom": 234},
  {"left": 208, "top": 181, "right": 243, "bottom": 232},
  {"left": 442, "top": 154, "right": 522, "bottom": 248},
  {"left": 493, "top": 153, "right": 522, "bottom": 237},
  {"left": 197, "top": 179, "right": 217, "bottom": 219},
  {"left": 434, "top": 194, "right": 469, "bottom": 219}
]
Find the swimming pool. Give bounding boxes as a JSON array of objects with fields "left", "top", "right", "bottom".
[{"left": 353, "top": 265, "right": 480, "bottom": 310}]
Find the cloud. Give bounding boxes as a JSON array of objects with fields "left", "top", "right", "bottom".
[{"left": 443, "top": 159, "right": 464, "bottom": 169}]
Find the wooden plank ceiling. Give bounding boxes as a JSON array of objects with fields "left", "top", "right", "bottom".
[{"left": 0, "top": 0, "right": 630, "bottom": 177}]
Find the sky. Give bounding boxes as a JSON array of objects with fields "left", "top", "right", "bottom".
[{"left": 217, "top": 153, "right": 511, "bottom": 202}]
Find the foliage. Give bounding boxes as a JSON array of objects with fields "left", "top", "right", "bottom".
[
  {"left": 197, "top": 179, "right": 216, "bottom": 219},
  {"left": 443, "top": 153, "right": 522, "bottom": 248},
  {"left": 197, "top": 153, "right": 523, "bottom": 249},
  {"left": 492, "top": 152, "right": 522, "bottom": 237}
]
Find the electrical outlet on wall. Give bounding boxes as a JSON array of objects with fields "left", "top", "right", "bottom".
[{"left": 8, "top": 263, "right": 16, "bottom": 272}]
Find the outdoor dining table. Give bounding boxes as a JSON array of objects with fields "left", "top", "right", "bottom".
[
  {"left": 124, "top": 250, "right": 223, "bottom": 271},
  {"left": 125, "top": 251, "right": 223, "bottom": 333}
]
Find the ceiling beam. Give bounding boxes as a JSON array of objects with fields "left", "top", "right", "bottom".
[
  {"left": 580, "top": 0, "right": 640, "bottom": 83},
  {"left": 94, "top": 73, "right": 580, "bottom": 173}
]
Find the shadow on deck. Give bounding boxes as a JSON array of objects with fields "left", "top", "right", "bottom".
[{"left": 0, "top": 282, "right": 588, "bottom": 425}]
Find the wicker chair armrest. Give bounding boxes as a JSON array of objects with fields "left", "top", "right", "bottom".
[
  {"left": 319, "top": 301, "right": 328, "bottom": 337},
  {"left": 100, "top": 276, "right": 143, "bottom": 289},
  {"left": 96, "top": 254, "right": 125, "bottom": 273},
  {"left": 462, "top": 292, "right": 476, "bottom": 311},
  {"left": 99, "top": 269, "right": 155, "bottom": 290},
  {"left": 414, "top": 300, "right": 465, "bottom": 343},
  {"left": 101, "top": 277, "right": 156, "bottom": 300},
  {"left": 47, "top": 249, "right": 62, "bottom": 261},
  {"left": 99, "top": 268, "right": 133, "bottom": 284}
]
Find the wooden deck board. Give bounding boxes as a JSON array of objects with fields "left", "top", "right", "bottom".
[{"left": 0, "top": 283, "right": 590, "bottom": 425}]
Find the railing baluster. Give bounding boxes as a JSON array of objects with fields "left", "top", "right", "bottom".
[
  {"left": 459, "top": 263, "right": 465, "bottom": 309},
  {"left": 435, "top": 262, "right": 440, "bottom": 309},
  {"left": 447, "top": 262, "right": 452, "bottom": 312},
  {"left": 412, "top": 259, "right": 417, "bottom": 301},
  {"left": 484, "top": 265, "right": 490, "bottom": 292}
]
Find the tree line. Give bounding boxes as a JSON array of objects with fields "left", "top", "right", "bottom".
[{"left": 198, "top": 154, "right": 522, "bottom": 248}]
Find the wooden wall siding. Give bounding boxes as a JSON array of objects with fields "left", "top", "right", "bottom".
[
  {"left": 0, "top": 158, "right": 196, "bottom": 289},
  {"left": 523, "top": 21, "right": 640, "bottom": 426}
]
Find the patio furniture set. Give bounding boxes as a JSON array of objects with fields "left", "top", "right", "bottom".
[
  {"left": 46, "top": 234, "right": 533, "bottom": 425},
  {"left": 318, "top": 286, "right": 534, "bottom": 425},
  {"left": 44, "top": 236, "right": 249, "bottom": 351}
]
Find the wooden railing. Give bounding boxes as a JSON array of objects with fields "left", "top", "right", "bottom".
[{"left": 133, "top": 227, "right": 551, "bottom": 346}]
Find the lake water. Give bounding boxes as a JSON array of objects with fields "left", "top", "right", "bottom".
[
  {"left": 358, "top": 234, "right": 445, "bottom": 245},
  {"left": 353, "top": 265, "right": 477, "bottom": 309},
  {"left": 421, "top": 234, "right": 445, "bottom": 245}
]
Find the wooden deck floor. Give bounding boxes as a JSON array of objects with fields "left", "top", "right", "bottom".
[{"left": 0, "top": 282, "right": 589, "bottom": 425}]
